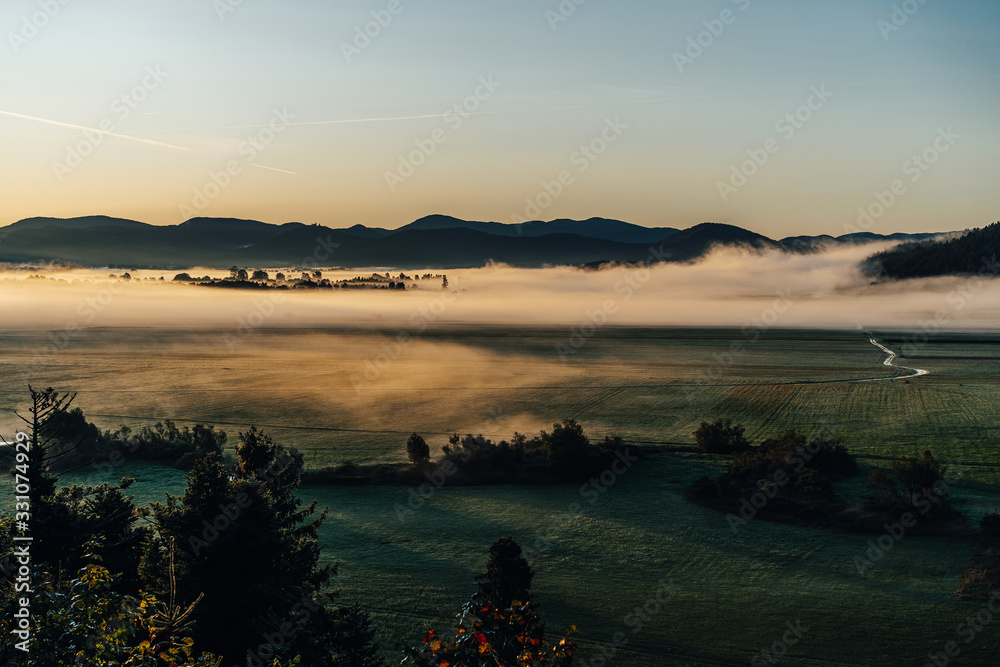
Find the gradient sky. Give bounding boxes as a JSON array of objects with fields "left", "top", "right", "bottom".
[{"left": 0, "top": 0, "right": 997, "bottom": 238}]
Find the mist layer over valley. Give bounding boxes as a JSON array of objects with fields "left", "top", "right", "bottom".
[
  {"left": 3, "top": 239, "right": 999, "bottom": 479},
  {"left": 2, "top": 241, "right": 999, "bottom": 332}
]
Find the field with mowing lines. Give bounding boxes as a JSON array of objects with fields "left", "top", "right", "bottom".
[
  {"left": 5, "top": 452, "right": 995, "bottom": 666},
  {"left": 2, "top": 326, "right": 999, "bottom": 665},
  {"left": 0, "top": 327, "right": 998, "bottom": 481}
]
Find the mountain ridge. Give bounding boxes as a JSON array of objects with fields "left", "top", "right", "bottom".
[{"left": 0, "top": 214, "right": 946, "bottom": 269}]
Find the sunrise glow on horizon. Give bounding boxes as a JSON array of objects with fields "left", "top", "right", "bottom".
[{"left": 1, "top": 0, "right": 997, "bottom": 238}]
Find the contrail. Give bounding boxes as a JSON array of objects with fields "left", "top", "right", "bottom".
[
  {"left": 124, "top": 97, "right": 683, "bottom": 136},
  {"left": 249, "top": 163, "right": 298, "bottom": 175},
  {"left": 0, "top": 110, "right": 188, "bottom": 151},
  {"left": 0, "top": 96, "right": 699, "bottom": 144}
]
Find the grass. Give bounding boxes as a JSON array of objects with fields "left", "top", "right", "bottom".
[
  {"left": 2, "top": 326, "right": 997, "bottom": 480},
  {"left": 18, "top": 454, "right": 996, "bottom": 666},
  {"left": 2, "top": 326, "right": 999, "bottom": 665}
]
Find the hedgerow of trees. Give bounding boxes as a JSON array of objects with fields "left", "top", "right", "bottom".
[
  {"left": 0, "top": 407, "right": 227, "bottom": 472},
  {"left": 688, "top": 419, "right": 968, "bottom": 533}
]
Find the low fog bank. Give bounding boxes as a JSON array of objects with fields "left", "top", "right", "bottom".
[{"left": 2, "top": 242, "right": 999, "bottom": 332}]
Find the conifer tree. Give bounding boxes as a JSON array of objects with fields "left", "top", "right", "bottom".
[
  {"left": 149, "top": 427, "right": 379, "bottom": 665},
  {"left": 404, "top": 537, "right": 576, "bottom": 666}
]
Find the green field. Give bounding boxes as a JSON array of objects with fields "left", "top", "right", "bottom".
[
  {"left": 2, "top": 327, "right": 998, "bottom": 480},
  {"left": 2, "top": 326, "right": 999, "bottom": 665}
]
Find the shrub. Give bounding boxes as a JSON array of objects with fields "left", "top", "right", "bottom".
[
  {"left": 865, "top": 450, "right": 958, "bottom": 522},
  {"left": 687, "top": 429, "right": 858, "bottom": 526},
  {"left": 694, "top": 418, "right": 750, "bottom": 454}
]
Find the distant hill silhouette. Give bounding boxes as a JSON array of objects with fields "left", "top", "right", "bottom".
[
  {"left": 398, "top": 214, "right": 678, "bottom": 244},
  {"left": 657, "top": 222, "right": 780, "bottom": 260},
  {"left": 6, "top": 215, "right": 149, "bottom": 232},
  {"left": 779, "top": 231, "right": 940, "bottom": 252},
  {"left": 865, "top": 223, "right": 1000, "bottom": 279},
  {"left": 0, "top": 214, "right": 952, "bottom": 269},
  {"left": 342, "top": 224, "right": 392, "bottom": 240}
]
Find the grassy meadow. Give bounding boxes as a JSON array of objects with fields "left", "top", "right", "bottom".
[{"left": 2, "top": 325, "right": 999, "bottom": 665}]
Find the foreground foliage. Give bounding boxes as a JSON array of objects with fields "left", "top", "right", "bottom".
[
  {"left": 404, "top": 538, "right": 576, "bottom": 667},
  {"left": 1, "top": 387, "right": 381, "bottom": 666}
]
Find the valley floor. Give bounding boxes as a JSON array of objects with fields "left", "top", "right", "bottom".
[{"left": 2, "top": 326, "right": 999, "bottom": 665}]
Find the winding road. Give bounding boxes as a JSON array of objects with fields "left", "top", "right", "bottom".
[{"left": 863, "top": 332, "right": 929, "bottom": 381}]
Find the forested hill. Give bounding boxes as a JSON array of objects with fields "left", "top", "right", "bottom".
[
  {"left": 0, "top": 214, "right": 943, "bottom": 269},
  {"left": 865, "top": 222, "right": 1000, "bottom": 279}
]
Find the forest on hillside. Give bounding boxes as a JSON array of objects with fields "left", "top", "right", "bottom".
[{"left": 865, "top": 222, "right": 1000, "bottom": 280}]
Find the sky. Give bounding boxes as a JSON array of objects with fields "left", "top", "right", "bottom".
[{"left": 0, "top": 0, "right": 997, "bottom": 239}]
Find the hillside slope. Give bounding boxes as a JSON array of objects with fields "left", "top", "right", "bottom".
[{"left": 865, "top": 223, "right": 1000, "bottom": 279}]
